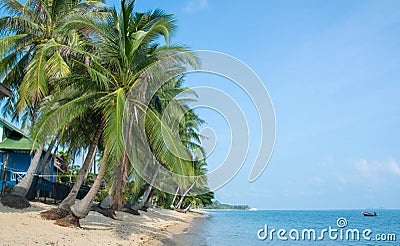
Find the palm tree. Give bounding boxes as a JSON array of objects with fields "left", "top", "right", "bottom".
[
  {"left": 174, "top": 159, "right": 209, "bottom": 210},
  {"left": 0, "top": 0, "right": 108, "bottom": 198},
  {"left": 34, "top": 0, "right": 198, "bottom": 222},
  {"left": 130, "top": 77, "right": 201, "bottom": 210},
  {"left": 69, "top": 149, "right": 108, "bottom": 219},
  {"left": 168, "top": 105, "right": 210, "bottom": 210}
]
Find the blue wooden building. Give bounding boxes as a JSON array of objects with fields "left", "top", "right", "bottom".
[{"left": 0, "top": 118, "right": 57, "bottom": 188}]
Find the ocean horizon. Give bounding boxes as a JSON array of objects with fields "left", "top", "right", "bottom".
[{"left": 165, "top": 209, "right": 400, "bottom": 245}]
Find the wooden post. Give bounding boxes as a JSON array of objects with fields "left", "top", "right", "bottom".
[{"left": 1, "top": 154, "right": 9, "bottom": 195}]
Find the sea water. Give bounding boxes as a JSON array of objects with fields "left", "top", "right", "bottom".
[{"left": 165, "top": 210, "right": 400, "bottom": 245}]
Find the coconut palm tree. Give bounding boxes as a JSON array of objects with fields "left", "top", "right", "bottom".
[
  {"left": 129, "top": 77, "right": 201, "bottom": 210},
  {"left": 34, "top": 0, "right": 198, "bottom": 222},
  {"left": 0, "top": 0, "right": 109, "bottom": 198}
]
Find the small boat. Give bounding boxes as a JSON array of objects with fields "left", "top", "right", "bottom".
[{"left": 363, "top": 211, "right": 378, "bottom": 216}]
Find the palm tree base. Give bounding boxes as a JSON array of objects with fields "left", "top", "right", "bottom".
[
  {"left": 40, "top": 208, "right": 70, "bottom": 220},
  {"left": 0, "top": 193, "right": 30, "bottom": 209},
  {"left": 130, "top": 204, "right": 148, "bottom": 212},
  {"left": 91, "top": 204, "right": 119, "bottom": 220},
  {"left": 55, "top": 213, "right": 81, "bottom": 227},
  {"left": 121, "top": 207, "right": 140, "bottom": 215}
]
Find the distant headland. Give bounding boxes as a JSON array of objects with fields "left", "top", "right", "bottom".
[{"left": 202, "top": 200, "right": 251, "bottom": 210}]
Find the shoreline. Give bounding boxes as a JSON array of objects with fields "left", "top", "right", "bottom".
[
  {"left": 161, "top": 211, "right": 209, "bottom": 246},
  {"left": 0, "top": 202, "right": 198, "bottom": 245}
]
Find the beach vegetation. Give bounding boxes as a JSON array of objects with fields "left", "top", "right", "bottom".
[{"left": 0, "top": 0, "right": 214, "bottom": 226}]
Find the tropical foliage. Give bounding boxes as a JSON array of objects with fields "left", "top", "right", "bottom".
[
  {"left": 0, "top": 0, "right": 213, "bottom": 225},
  {"left": 0, "top": 0, "right": 109, "bottom": 197}
]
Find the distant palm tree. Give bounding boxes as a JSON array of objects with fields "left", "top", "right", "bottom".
[{"left": 126, "top": 77, "right": 199, "bottom": 211}]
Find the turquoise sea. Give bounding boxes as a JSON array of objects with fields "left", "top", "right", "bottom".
[{"left": 164, "top": 210, "right": 400, "bottom": 245}]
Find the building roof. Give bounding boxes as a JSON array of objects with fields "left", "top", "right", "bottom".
[
  {"left": 0, "top": 136, "right": 35, "bottom": 151},
  {"left": 0, "top": 118, "right": 36, "bottom": 152},
  {"left": 0, "top": 84, "right": 12, "bottom": 98}
]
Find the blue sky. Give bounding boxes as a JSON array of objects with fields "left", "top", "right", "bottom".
[{"left": 124, "top": 0, "right": 400, "bottom": 209}]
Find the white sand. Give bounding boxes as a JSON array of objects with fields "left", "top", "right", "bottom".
[{"left": 0, "top": 202, "right": 196, "bottom": 245}]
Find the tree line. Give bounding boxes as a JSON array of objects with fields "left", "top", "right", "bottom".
[{"left": 0, "top": 0, "right": 214, "bottom": 226}]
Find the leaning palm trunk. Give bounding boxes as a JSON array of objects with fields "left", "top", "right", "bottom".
[
  {"left": 36, "top": 135, "right": 58, "bottom": 174},
  {"left": 122, "top": 157, "right": 150, "bottom": 210},
  {"left": 25, "top": 135, "right": 58, "bottom": 198},
  {"left": 59, "top": 122, "right": 103, "bottom": 210},
  {"left": 175, "top": 181, "right": 196, "bottom": 210},
  {"left": 110, "top": 154, "right": 129, "bottom": 210},
  {"left": 183, "top": 203, "right": 192, "bottom": 212},
  {"left": 171, "top": 187, "right": 180, "bottom": 208},
  {"left": 11, "top": 144, "right": 45, "bottom": 197},
  {"left": 99, "top": 194, "right": 112, "bottom": 209},
  {"left": 132, "top": 163, "right": 160, "bottom": 210},
  {"left": 70, "top": 150, "right": 108, "bottom": 219}
]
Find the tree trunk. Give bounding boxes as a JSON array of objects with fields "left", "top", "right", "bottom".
[
  {"left": 70, "top": 150, "right": 108, "bottom": 219},
  {"left": 135, "top": 163, "right": 159, "bottom": 209},
  {"left": 59, "top": 122, "right": 103, "bottom": 211},
  {"left": 110, "top": 154, "right": 128, "bottom": 210},
  {"left": 1, "top": 155, "right": 9, "bottom": 195},
  {"left": 171, "top": 187, "right": 179, "bottom": 208},
  {"left": 11, "top": 143, "right": 44, "bottom": 197},
  {"left": 26, "top": 135, "right": 57, "bottom": 196},
  {"left": 146, "top": 188, "right": 155, "bottom": 205},
  {"left": 100, "top": 194, "right": 112, "bottom": 209},
  {"left": 121, "top": 157, "right": 152, "bottom": 211},
  {"left": 183, "top": 203, "right": 192, "bottom": 212},
  {"left": 36, "top": 135, "right": 57, "bottom": 174},
  {"left": 140, "top": 164, "right": 160, "bottom": 206},
  {"left": 175, "top": 181, "right": 196, "bottom": 209},
  {"left": 84, "top": 147, "right": 96, "bottom": 184}
]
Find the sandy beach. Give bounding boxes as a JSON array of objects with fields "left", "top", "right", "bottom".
[{"left": 0, "top": 202, "right": 197, "bottom": 245}]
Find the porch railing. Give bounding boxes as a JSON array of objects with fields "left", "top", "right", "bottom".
[{"left": 11, "top": 171, "right": 27, "bottom": 182}]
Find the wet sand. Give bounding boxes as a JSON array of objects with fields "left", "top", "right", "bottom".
[{"left": 161, "top": 213, "right": 209, "bottom": 246}]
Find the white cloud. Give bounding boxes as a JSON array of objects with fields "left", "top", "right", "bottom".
[
  {"left": 354, "top": 158, "right": 400, "bottom": 178},
  {"left": 355, "top": 159, "right": 374, "bottom": 177},
  {"left": 182, "top": 0, "right": 209, "bottom": 13},
  {"left": 388, "top": 159, "right": 400, "bottom": 176}
]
